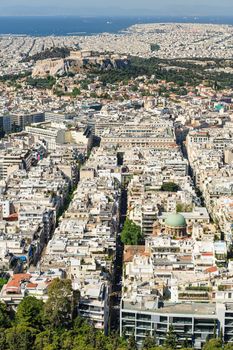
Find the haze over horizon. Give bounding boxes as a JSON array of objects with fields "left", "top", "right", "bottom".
[{"left": 1, "top": 0, "right": 233, "bottom": 17}]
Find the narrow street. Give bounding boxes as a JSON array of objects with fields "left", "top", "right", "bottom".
[{"left": 110, "top": 183, "right": 128, "bottom": 332}]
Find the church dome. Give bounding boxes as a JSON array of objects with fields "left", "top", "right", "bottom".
[{"left": 165, "top": 213, "right": 186, "bottom": 228}]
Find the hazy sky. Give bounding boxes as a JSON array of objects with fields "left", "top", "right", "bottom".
[{"left": 1, "top": 0, "right": 233, "bottom": 16}]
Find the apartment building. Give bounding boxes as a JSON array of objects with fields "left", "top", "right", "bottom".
[
  {"left": 120, "top": 300, "right": 221, "bottom": 348},
  {"left": 25, "top": 122, "right": 66, "bottom": 151},
  {"left": 0, "top": 115, "right": 11, "bottom": 134},
  {"left": 79, "top": 281, "right": 109, "bottom": 333},
  {"left": 12, "top": 112, "right": 45, "bottom": 130},
  {"left": 0, "top": 148, "right": 33, "bottom": 180}
]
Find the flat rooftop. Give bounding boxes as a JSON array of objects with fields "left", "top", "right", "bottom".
[
  {"left": 122, "top": 300, "right": 216, "bottom": 316},
  {"left": 160, "top": 302, "right": 216, "bottom": 316}
]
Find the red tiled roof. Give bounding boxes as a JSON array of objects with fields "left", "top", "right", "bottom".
[
  {"left": 205, "top": 266, "right": 218, "bottom": 273},
  {"left": 5, "top": 274, "right": 31, "bottom": 289},
  {"left": 202, "top": 252, "right": 213, "bottom": 256},
  {"left": 13, "top": 274, "right": 31, "bottom": 281},
  {"left": 26, "top": 283, "right": 38, "bottom": 289},
  {"left": 6, "top": 280, "right": 20, "bottom": 289},
  {"left": 124, "top": 245, "right": 150, "bottom": 263}
]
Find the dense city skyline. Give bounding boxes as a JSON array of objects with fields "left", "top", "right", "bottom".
[
  {"left": 1, "top": 0, "right": 233, "bottom": 16},
  {"left": 1, "top": 1, "right": 233, "bottom": 349}
]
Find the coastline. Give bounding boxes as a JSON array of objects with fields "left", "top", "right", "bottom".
[{"left": 0, "top": 16, "right": 233, "bottom": 37}]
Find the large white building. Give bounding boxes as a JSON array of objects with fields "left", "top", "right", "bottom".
[{"left": 26, "top": 122, "right": 66, "bottom": 151}]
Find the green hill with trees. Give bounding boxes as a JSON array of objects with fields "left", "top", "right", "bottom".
[{"left": 93, "top": 56, "right": 233, "bottom": 89}]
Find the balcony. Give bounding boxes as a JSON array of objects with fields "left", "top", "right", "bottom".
[
  {"left": 173, "top": 328, "right": 192, "bottom": 334},
  {"left": 225, "top": 322, "right": 233, "bottom": 327},
  {"left": 172, "top": 320, "right": 193, "bottom": 325},
  {"left": 122, "top": 316, "right": 136, "bottom": 321},
  {"left": 136, "top": 324, "right": 152, "bottom": 329},
  {"left": 194, "top": 329, "right": 214, "bottom": 333},
  {"left": 136, "top": 332, "right": 148, "bottom": 337},
  {"left": 122, "top": 321, "right": 135, "bottom": 326},
  {"left": 194, "top": 321, "right": 216, "bottom": 326}
]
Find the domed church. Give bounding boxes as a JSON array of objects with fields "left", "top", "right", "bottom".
[{"left": 164, "top": 213, "right": 187, "bottom": 238}]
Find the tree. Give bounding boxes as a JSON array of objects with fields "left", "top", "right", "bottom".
[
  {"left": 27, "top": 76, "right": 56, "bottom": 89},
  {"left": 164, "top": 324, "right": 178, "bottom": 349},
  {"left": 60, "top": 330, "right": 76, "bottom": 350},
  {"left": 73, "top": 316, "right": 92, "bottom": 334},
  {"left": 127, "top": 334, "right": 137, "bottom": 350},
  {"left": 0, "top": 302, "right": 11, "bottom": 328},
  {"left": 34, "top": 329, "right": 56, "bottom": 350},
  {"left": 150, "top": 44, "right": 160, "bottom": 52},
  {"left": 176, "top": 203, "right": 192, "bottom": 213},
  {"left": 16, "top": 296, "right": 44, "bottom": 330},
  {"left": 5, "top": 325, "right": 37, "bottom": 350},
  {"left": 44, "top": 278, "right": 74, "bottom": 329},
  {"left": 143, "top": 334, "right": 156, "bottom": 349},
  {"left": 108, "top": 331, "right": 128, "bottom": 350},
  {"left": 176, "top": 203, "right": 183, "bottom": 213},
  {"left": 0, "top": 277, "right": 8, "bottom": 291},
  {"left": 130, "top": 85, "right": 138, "bottom": 92},
  {"left": 182, "top": 337, "right": 191, "bottom": 349},
  {"left": 72, "top": 87, "right": 81, "bottom": 97},
  {"left": 72, "top": 317, "right": 97, "bottom": 349},
  {"left": 0, "top": 328, "right": 7, "bottom": 349},
  {"left": 203, "top": 338, "right": 222, "bottom": 350},
  {"left": 121, "top": 218, "right": 143, "bottom": 245},
  {"left": 161, "top": 182, "right": 179, "bottom": 192},
  {"left": 80, "top": 81, "right": 89, "bottom": 90},
  {"left": 95, "top": 332, "right": 107, "bottom": 350}
]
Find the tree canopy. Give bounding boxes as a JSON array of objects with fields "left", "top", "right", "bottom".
[
  {"left": 44, "top": 278, "right": 74, "bottom": 329},
  {"left": 0, "top": 302, "right": 11, "bottom": 328},
  {"left": 161, "top": 182, "right": 180, "bottom": 192},
  {"left": 0, "top": 277, "right": 8, "bottom": 291},
  {"left": 16, "top": 296, "right": 44, "bottom": 329},
  {"left": 121, "top": 218, "right": 144, "bottom": 245},
  {"left": 94, "top": 56, "right": 233, "bottom": 90}
]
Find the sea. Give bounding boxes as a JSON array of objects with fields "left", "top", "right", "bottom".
[{"left": 1, "top": 16, "right": 233, "bottom": 36}]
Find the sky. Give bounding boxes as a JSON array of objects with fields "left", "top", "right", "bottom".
[{"left": 1, "top": 0, "right": 233, "bottom": 17}]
